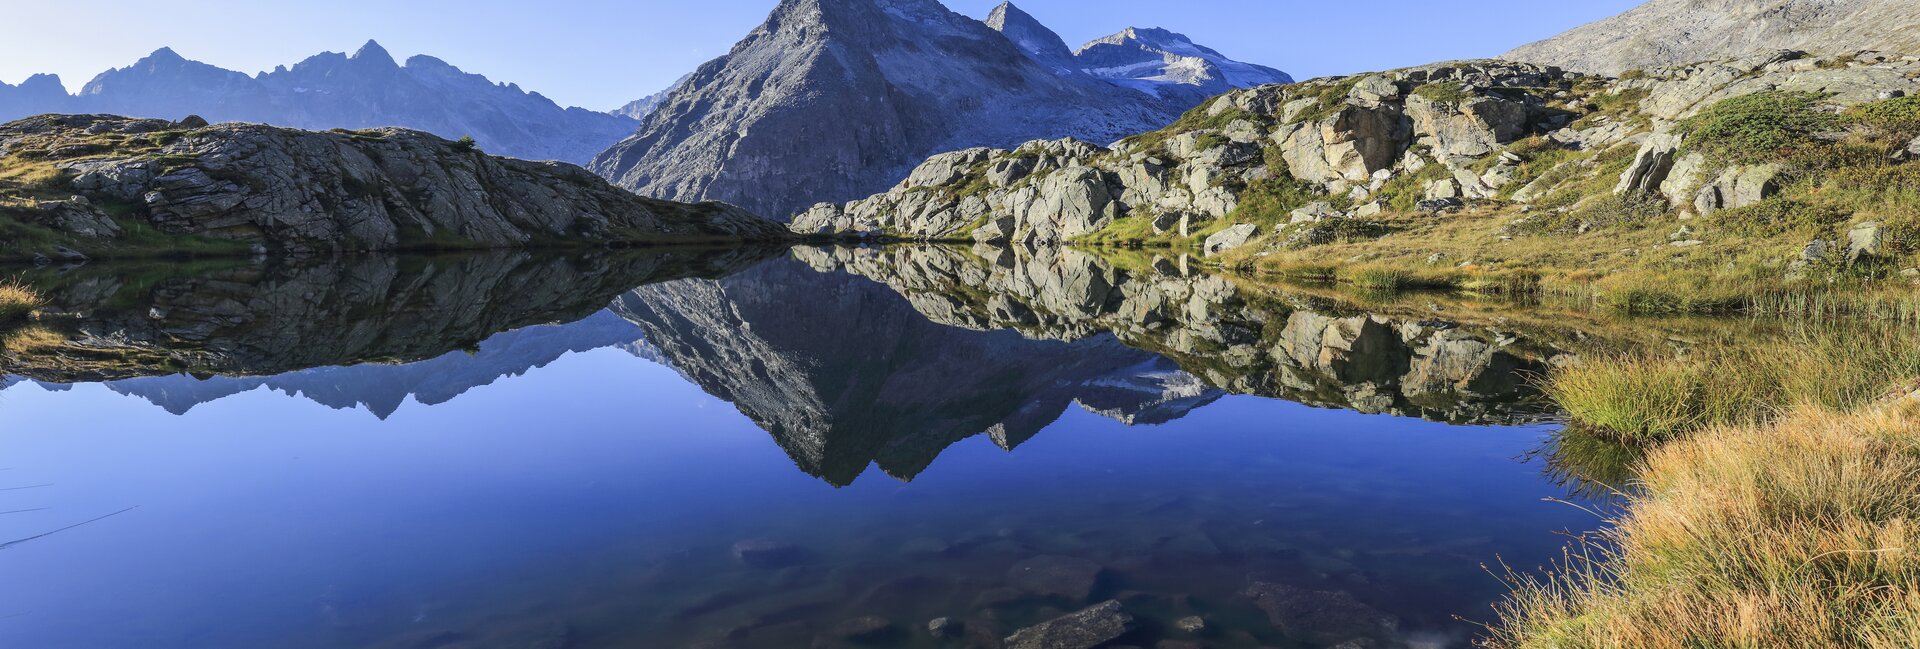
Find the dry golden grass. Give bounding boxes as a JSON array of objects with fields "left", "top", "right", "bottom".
[
  {"left": 1486, "top": 400, "right": 1920, "bottom": 649},
  {"left": 0, "top": 325, "right": 64, "bottom": 353},
  {"left": 0, "top": 279, "right": 42, "bottom": 323}
]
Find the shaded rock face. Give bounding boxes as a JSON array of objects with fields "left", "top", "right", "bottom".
[
  {"left": 611, "top": 252, "right": 1218, "bottom": 486},
  {"left": 1, "top": 115, "right": 786, "bottom": 253},
  {"left": 803, "top": 245, "right": 1563, "bottom": 424},
  {"left": 590, "top": 0, "right": 1204, "bottom": 219},
  {"left": 1503, "top": 0, "right": 1920, "bottom": 75},
  {"left": 1, "top": 248, "right": 779, "bottom": 385},
  {"left": 0, "top": 43, "right": 636, "bottom": 164}
]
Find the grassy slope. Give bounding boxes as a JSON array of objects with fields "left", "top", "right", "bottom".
[{"left": 1083, "top": 88, "right": 1920, "bottom": 317}]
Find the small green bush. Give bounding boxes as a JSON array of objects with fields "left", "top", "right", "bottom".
[
  {"left": 1706, "top": 197, "right": 1849, "bottom": 238},
  {"left": 1676, "top": 91, "right": 1839, "bottom": 165},
  {"left": 1411, "top": 81, "right": 1475, "bottom": 107},
  {"left": 1228, "top": 174, "right": 1329, "bottom": 226},
  {"left": 1845, "top": 95, "right": 1920, "bottom": 142}
]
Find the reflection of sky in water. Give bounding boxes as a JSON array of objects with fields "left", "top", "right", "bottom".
[{"left": 0, "top": 337, "right": 1592, "bottom": 649}]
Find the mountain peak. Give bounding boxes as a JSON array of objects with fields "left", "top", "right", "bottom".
[
  {"left": 144, "top": 47, "right": 186, "bottom": 64},
  {"left": 984, "top": 0, "right": 1077, "bottom": 73},
  {"left": 1075, "top": 25, "right": 1291, "bottom": 99},
  {"left": 351, "top": 40, "right": 397, "bottom": 66}
]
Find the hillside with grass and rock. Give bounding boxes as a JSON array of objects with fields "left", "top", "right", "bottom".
[
  {"left": 794, "top": 49, "right": 1920, "bottom": 310},
  {"left": 0, "top": 114, "right": 787, "bottom": 262}
]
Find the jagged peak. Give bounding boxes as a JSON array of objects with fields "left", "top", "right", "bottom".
[
  {"left": 984, "top": 1, "right": 1030, "bottom": 27},
  {"left": 404, "top": 54, "right": 457, "bottom": 72},
  {"left": 984, "top": 0, "right": 1076, "bottom": 69},
  {"left": 351, "top": 39, "right": 397, "bottom": 66},
  {"left": 145, "top": 46, "right": 185, "bottom": 63},
  {"left": 19, "top": 73, "right": 65, "bottom": 89}
]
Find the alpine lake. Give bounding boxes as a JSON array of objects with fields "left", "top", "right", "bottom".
[{"left": 0, "top": 244, "right": 1838, "bottom": 649}]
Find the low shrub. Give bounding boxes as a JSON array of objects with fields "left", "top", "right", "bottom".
[
  {"left": 1845, "top": 95, "right": 1920, "bottom": 142},
  {"left": 1706, "top": 197, "right": 1850, "bottom": 238},
  {"left": 1676, "top": 91, "right": 1839, "bottom": 166}
]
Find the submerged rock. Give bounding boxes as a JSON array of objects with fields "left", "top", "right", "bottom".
[
  {"left": 732, "top": 539, "right": 803, "bottom": 568},
  {"left": 1003, "top": 600, "right": 1135, "bottom": 649},
  {"left": 1243, "top": 582, "right": 1398, "bottom": 645},
  {"left": 1008, "top": 555, "right": 1104, "bottom": 602},
  {"left": 832, "top": 616, "right": 895, "bottom": 642}
]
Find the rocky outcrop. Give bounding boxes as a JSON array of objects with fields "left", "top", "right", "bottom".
[
  {"left": 591, "top": 0, "right": 1288, "bottom": 220},
  {"left": 0, "top": 42, "right": 637, "bottom": 164},
  {"left": 800, "top": 52, "right": 1920, "bottom": 253},
  {"left": 797, "top": 60, "right": 1571, "bottom": 240},
  {"left": 0, "top": 115, "right": 786, "bottom": 255},
  {"left": 1503, "top": 0, "right": 1920, "bottom": 75}
]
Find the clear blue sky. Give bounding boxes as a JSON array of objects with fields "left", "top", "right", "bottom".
[{"left": 0, "top": 0, "right": 1642, "bottom": 112}]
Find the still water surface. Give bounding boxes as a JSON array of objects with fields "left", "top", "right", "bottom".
[{"left": 0, "top": 247, "right": 1614, "bottom": 649}]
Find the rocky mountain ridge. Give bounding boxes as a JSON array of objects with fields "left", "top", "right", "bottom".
[
  {"left": 0, "top": 42, "right": 638, "bottom": 164},
  {"left": 590, "top": 0, "right": 1287, "bottom": 220},
  {"left": 0, "top": 114, "right": 785, "bottom": 259},
  {"left": 1504, "top": 0, "right": 1920, "bottom": 75},
  {"left": 793, "top": 49, "right": 1920, "bottom": 273}
]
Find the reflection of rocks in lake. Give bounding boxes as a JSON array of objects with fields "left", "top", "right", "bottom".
[
  {"left": 96, "top": 310, "right": 649, "bottom": 417},
  {"left": 1, "top": 248, "right": 777, "bottom": 384},
  {"left": 801, "top": 245, "right": 1564, "bottom": 424},
  {"left": 613, "top": 257, "right": 1226, "bottom": 486}
]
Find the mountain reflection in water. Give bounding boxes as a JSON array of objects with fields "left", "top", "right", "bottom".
[{"left": 2, "top": 246, "right": 1624, "bottom": 649}]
